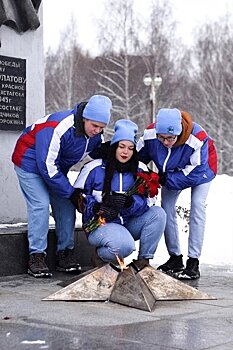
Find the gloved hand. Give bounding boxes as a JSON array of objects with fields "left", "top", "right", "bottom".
[
  {"left": 70, "top": 188, "right": 86, "bottom": 213},
  {"left": 103, "top": 192, "right": 133, "bottom": 209},
  {"left": 158, "top": 172, "right": 167, "bottom": 186},
  {"left": 93, "top": 202, "right": 119, "bottom": 222},
  {"left": 92, "top": 202, "right": 101, "bottom": 214}
]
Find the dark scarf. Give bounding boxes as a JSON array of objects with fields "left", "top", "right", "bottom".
[
  {"left": 74, "top": 102, "right": 87, "bottom": 136},
  {"left": 74, "top": 101, "right": 105, "bottom": 138},
  {"left": 102, "top": 143, "right": 138, "bottom": 197},
  {"left": 115, "top": 159, "right": 133, "bottom": 173}
]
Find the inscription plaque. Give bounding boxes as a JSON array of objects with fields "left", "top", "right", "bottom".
[{"left": 0, "top": 55, "right": 26, "bottom": 131}]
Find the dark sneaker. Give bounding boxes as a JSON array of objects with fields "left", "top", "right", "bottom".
[
  {"left": 56, "top": 248, "right": 81, "bottom": 273},
  {"left": 28, "top": 253, "right": 52, "bottom": 278},
  {"left": 130, "top": 258, "right": 149, "bottom": 272},
  {"left": 157, "top": 254, "right": 184, "bottom": 274},
  {"left": 176, "top": 257, "right": 200, "bottom": 280}
]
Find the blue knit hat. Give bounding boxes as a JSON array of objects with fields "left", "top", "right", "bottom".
[
  {"left": 83, "top": 95, "right": 112, "bottom": 125},
  {"left": 111, "top": 119, "right": 138, "bottom": 145},
  {"left": 155, "top": 108, "right": 182, "bottom": 135}
]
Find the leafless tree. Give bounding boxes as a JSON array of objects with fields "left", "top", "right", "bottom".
[
  {"left": 94, "top": 0, "right": 182, "bottom": 137},
  {"left": 93, "top": 0, "right": 144, "bottom": 137},
  {"left": 182, "top": 17, "right": 233, "bottom": 174},
  {"left": 141, "top": 0, "right": 180, "bottom": 111},
  {"left": 45, "top": 17, "right": 94, "bottom": 114},
  {"left": 44, "top": 2, "right": 233, "bottom": 175}
]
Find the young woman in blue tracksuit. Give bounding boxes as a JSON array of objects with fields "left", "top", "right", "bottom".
[
  {"left": 12, "top": 95, "right": 112, "bottom": 277},
  {"left": 137, "top": 108, "right": 217, "bottom": 279},
  {"left": 74, "top": 119, "right": 166, "bottom": 270}
]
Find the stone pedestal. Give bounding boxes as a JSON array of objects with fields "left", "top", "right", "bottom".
[
  {"left": 0, "top": 3, "right": 44, "bottom": 223},
  {"left": 0, "top": 226, "right": 93, "bottom": 276}
]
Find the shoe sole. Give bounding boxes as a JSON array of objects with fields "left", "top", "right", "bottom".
[
  {"left": 28, "top": 269, "right": 52, "bottom": 278},
  {"left": 157, "top": 268, "right": 184, "bottom": 275},
  {"left": 176, "top": 273, "right": 200, "bottom": 280},
  {"left": 56, "top": 266, "right": 82, "bottom": 273}
]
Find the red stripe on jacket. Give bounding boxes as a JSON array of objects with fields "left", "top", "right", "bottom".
[
  {"left": 196, "top": 130, "right": 217, "bottom": 174},
  {"left": 195, "top": 130, "right": 207, "bottom": 141},
  {"left": 208, "top": 139, "right": 218, "bottom": 175},
  {"left": 12, "top": 121, "right": 59, "bottom": 167},
  {"left": 146, "top": 122, "right": 156, "bottom": 130}
]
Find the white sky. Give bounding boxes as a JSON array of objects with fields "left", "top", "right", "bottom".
[{"left": 42, "top": 0, "right": 233, "bottom": 55}]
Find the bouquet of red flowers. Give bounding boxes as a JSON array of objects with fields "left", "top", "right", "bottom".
[
  {"left": 83, "top": 171, "right": 160, "bottom": 234},
  {"left": 126, "top": 171, "right": 160, "bottom": 197}
]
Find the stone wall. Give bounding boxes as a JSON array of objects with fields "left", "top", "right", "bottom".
[{"left": 0, "top": 5, "right": 44, "bottom": 223}]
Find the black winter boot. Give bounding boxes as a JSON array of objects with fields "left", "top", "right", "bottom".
[
  {"left": 176, "top": 257, "right": 200, "bottom": 280},
  {"left": 28, "top": 253, "right": 52, "bottom": 278},
  {"left": 56, "top": 248, "right": 81, "bottom": 273},
  {"left": 157, "top": 254, "right": 184, "bottom": 274}
]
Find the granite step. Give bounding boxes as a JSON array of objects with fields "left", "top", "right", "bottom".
[{"left": 0, "top": 225, "right": 94, "bottom": 277}]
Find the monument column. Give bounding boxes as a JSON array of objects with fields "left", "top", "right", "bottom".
[{"left": 0, "top": 0, "right": 44, "bottom": 223}]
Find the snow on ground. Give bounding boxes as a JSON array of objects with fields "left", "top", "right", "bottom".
[
  {"left": 154, "top": 174, "right": 233, "bottom": 266},
  {"left": 68, "top": 172, "right": 233, "bottom": 267},
  {"left": 1, "top": 173, "right": 232, "bottom": 267}
]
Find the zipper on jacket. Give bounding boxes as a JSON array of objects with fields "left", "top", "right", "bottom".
[
  {"left": 119, "top": 173, "right": 123, "bottom": 192},
  {"left": 163, "top": 148, "right": 171, "bottom": 172}
]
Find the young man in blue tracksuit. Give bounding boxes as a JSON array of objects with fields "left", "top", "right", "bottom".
[
  {"left": 137, "top": 108, "right": 217, "bottom": 279},
  {"left": 12, "top": 95, "right": 112, "bottom": 278},
  {"left": 74, "top": 119, "right": 166, "bottom": 270}
]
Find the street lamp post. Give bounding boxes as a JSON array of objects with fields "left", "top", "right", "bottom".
[
  {"left": 143, "top": 74, "right": 162, "bottom": 124},
  {"left": 143, "top": 74, "right": 162, "bottom": 172}
]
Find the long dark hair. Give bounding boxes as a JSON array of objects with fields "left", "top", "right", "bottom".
[{"left": 102, "top": 142, "right": 138, "bottom": 197}]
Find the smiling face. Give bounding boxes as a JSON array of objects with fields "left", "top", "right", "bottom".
[
  {"left": 115, "top": 140, "right": 135, "bottom": 163},
  {"left": 83, "top": 119, "right": 106, "bottom": 137}
]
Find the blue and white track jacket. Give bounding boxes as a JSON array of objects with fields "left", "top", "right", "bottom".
[
  {"left": 137, "top": 111, "right": 217, "bottom": 190},
  {"left": 12, "top": 104, "right": 104, "bottom": 198},
  {"left": 74, "top": 159, "right": 154, "bottom": 226}
]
